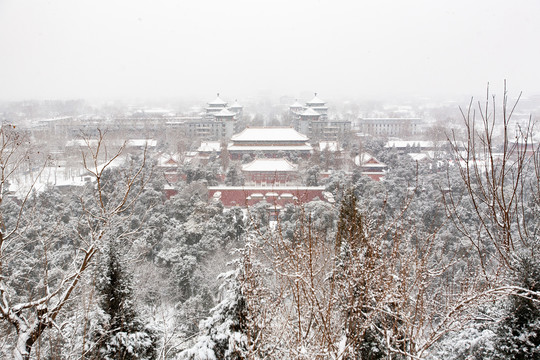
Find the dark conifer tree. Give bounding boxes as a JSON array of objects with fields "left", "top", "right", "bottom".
[
  {"left": 494, "top": 256, "right": 540, "bottom": 360},
  {"left": 180, "top": 269, "right": 249, "bottom": 360},
  {"left": 336, "top": 190, "right": 388, "bottom": 360},
  {"left": 90, "top": 240, "right": 158, "bottom": 360}
]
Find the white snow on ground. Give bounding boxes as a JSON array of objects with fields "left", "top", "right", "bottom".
[{"left": 8, "top": 157, "right": 125, "bottom": 198}]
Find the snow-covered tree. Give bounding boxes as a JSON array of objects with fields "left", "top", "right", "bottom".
[
  {"left": 444, "top": 83, "right": 540, "bottom": 358},
  {"left": 305, "top": 165, "right": 320, "bottom": 186},
  {"left": 493, "top": 256, "right": 540, "bottom": 359},
  {"left": 335, "top": 190, "right": 389, "bottom": 359},
  {"left": 0, "top": 128, "right": 149, "bottom": 360},
  {"left": 225, "top": 163, "right": 244, "bottom": 186},
  {"left": 179, "top": 269, "right": 249, "bottom": 360},
  {"left": 90, "top": 240, "right": 158, "bottom": 360}
]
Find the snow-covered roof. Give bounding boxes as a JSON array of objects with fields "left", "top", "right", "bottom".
[
  {"left": 65, "top": 139, "right": 99, "bottom": 148},
  {"left": 454, "top": 159, "right": 491, "bottom": 171},
  {"left": 8, "top": 154, "right": 131, "bottom": 198},
  {"left": 126, "top": 139, "right": 157, "bottom": 148},
  {"left": 95, "top": 156, "right": 126, "bottom": 173},
  {"left": 208, "top": 93, "right": 227, "bottom": 106},
  {"left": 319, "top": 141, "right": 343, "bottom": 152},
  {"left": 290, "top": 100, "right": 304, "bottom": 108},
  {"left": 156, "top": 153, "right": 181, "bottom": 167},
  {"left": 8, "top": 166, "right": 91, "bottom": 197},
  {"left": 306, "top": 93, "right": 325, "bottom": 105},
  {"left": 214, "top": 108, "right": 237, "bottom": 117},
  {"left": 135, "top": 108, "right": 174, "bottom": 116},
  {"left": 38, "top": 116, "right": 73, "bottom": 123},
  {"left": 242, "top": 158, "right": 298, "bottom": 172},
  {"left": 354, "top": 154, "right": 386, "bottom": 167},
  {"left": 408, "top": 152, "right": 433, "bottom": 162},
  {"left": 231, "top": 127, "right": 309, "bottom": 142},
  {"left": 356, "top": 153, "right": 374, "bottom": 163},
  {"left": 142, "top": 108, "right": 171, "bottom": 113},
  {"left": 300, "top": 108, "right": 321, "bottom": 117},
  {"left": 197, "top": 141, "right": 222, "bottom": 153},
  {"left": 67, "top": 139, "right": 156, "bottom": 150},
  {"left": 229, "top": 100, "right": 243, "bottom": 109},
  {"left": 228, "top": 144, "right": 313, "bottom": 152}
]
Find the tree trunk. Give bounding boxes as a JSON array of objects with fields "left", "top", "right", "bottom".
[
  {"left": 13, "top": 320, "right": 46, "bottom": 360},
  {"left": 13, "top": 331, "right": 32, "bottom": 360}
]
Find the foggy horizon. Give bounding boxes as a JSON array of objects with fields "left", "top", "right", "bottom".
[{"left": 1, "top": 0, "right": 540, "bottom": 102}]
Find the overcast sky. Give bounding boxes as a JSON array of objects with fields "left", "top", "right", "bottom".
[{"left": 1, "top": 0, "right": 539, "bottom": 101}]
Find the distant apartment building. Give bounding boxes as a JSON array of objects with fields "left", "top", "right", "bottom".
[
  {"left": 308, "top": 119, "right": 351, "bottom": 141},
  {"left": 113, "top": 108, "right": 180, "bottom": 138},
  {"left": 184, "top": 118, "right": 234, "bottom": 140},
  {"left": 357, "top": 117, "right": 422, "bottom": 137},
  {"left": 289, "top": 93, "right": 351, "bottom": 141}
]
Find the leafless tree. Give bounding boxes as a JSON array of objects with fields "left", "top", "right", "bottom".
[
  {"left": 446, "top": 81, "right": 539, "bottom": 280},
  {"left": 0, "top": 127, "right": 148, "bottom": 360},
  {"left": 240, "top": 169, "right": 534, "bottom": 359}
]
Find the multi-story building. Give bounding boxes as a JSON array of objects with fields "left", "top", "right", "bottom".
[
  {"left": 229, "top": 99, "right": 244, "bottom": 119},
  {"left": 290, "top": 93, "right": 351, "bottom": 141},
  {"left": 179, "top": 94, "right": 244, "bottom": 141},
  {"left": 305, "top": 93, "right": 329, "bottom": 119},
  {"left": 205, "top": 94, "right": 228, "bottom": 115},
  {"left": 357, "top": 117, "right": 422, "bottom": 137},
  {"left": 308, "top": 119, "right": 351, "bottom": 141},
  {"left": 184, "top": 119, "right": 232, "bottom": 140}
]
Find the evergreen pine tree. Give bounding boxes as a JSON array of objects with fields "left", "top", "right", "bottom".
[
  {"left": 90, "top": 241, "right": 158, "bottom": 360},
  {"left": 336, "top": 190, "right": 388, "bottom": 360},
  {"left": 336, "top": 190, "right": 411, "bottom": 360},
  {"left": 306, "top": 165, "right": 320, "bottom": 186},
  {"left": 179, "top": 269, "right": 249, "bottom": 360},
  {"left": 494, "top": 256, "right": 540, "bottom": 360}
]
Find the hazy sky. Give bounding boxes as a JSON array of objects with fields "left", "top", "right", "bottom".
[{"left": 1, "top": 0, "right": 539, "bottom": 101}]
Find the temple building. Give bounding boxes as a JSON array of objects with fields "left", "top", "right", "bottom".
[
  {"left": 208, "top": 185, "right": 334, "bottom": 211},
  {"left": 228, "top": 127, "right": 312, "bottom": 160},
  {"left": 204, "top": 127, "right": 335, "bottom": 212},
  {"left": 305, "top": 93, "right": 329, "bottom": 119},
  {"left": 229, "top": 99, "right": 244, "bottom": 118},
  {"left": 297, "top": 108, "right": 321, "bottom": 135},
  {"left": 289, "top": 99, "right": 304, "bottom": 115},
  {"left": 205, "top": 94, "right": 228, "bottom": 115},
  {"left": 241, "top": 158, "right": 299, "bottom": 185},
  {"left": 354, "top": 153, "right": 387, "bottom": 181}
]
